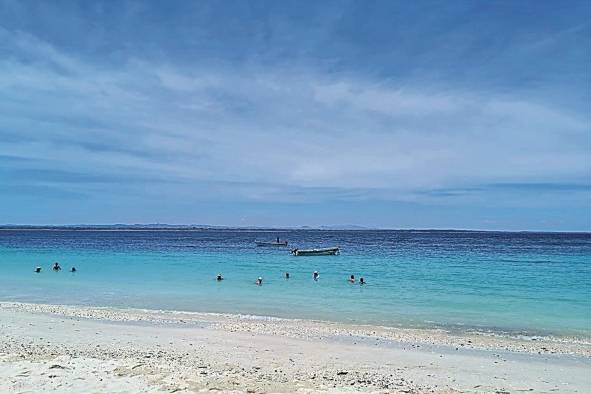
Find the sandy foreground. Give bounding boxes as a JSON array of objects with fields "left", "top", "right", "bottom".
[{"left": 0, "top": 302, "right": 589, "bottom": 393}]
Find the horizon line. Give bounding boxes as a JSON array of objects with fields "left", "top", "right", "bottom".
[{"left": 1, "top": 224, "right": 590, "bottom": 234}]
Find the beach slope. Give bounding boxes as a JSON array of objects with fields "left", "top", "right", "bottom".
[{"left": 1, "top": 302, "right": 589, "bottom": 393}]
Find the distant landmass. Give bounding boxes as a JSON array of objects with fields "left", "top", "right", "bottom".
[
  {"left": 317, "top": 225, "right": 369, "bottom": 230},
  {"left": 0, "top": 225, "right": 582, "bottom": 233},
  {"left": 0, "top": 224, "right": 231, "bottom": 231},
  {"left": 0, "top": 224, "right": 372, "bottom": 231}
]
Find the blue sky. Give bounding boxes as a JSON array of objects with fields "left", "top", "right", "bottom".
[{"left": 1, "top": 1, "right": 590, "bottom": 230}]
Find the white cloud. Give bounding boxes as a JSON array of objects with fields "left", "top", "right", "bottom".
[{"left": 1, "top": 27, "right": 590, "bottom": 204}]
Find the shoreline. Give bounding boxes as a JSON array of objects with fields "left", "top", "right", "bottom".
[
  {"left": 2, "top": 301, "right": 590, "bottom": 357},
  {"left": 1, "top": 302, "right": 590, "bottom": 393},
  {"left": 0, "top": 297, "right": 591, "bottom": 344}
]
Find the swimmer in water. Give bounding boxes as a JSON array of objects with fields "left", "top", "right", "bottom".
[
  {"left": 255, "top": 277, "right": 263, "bottom": 286},
  {"left": 313, "top": 271, "right": 319, "bottom": 281},
  {"left": 52, "top": 262, "right": 61, "bottom": 271},
  {"left": 285, "top": 272, "right": 290, "bottom": 279},
  {"left": 360, "top": 277, "right": 366, "bottom": 285},
  {"left": 348, "top": 274, "right": 355, "bottom": 283},
  {"left": 216, "top": 273, "right": 223, "bottom": 281},
  {"left": 70, "top": 267, "right": 77, "bottom": 272},
  {"left": 34, "top": 266, "right": 41, "bottom": 273}
]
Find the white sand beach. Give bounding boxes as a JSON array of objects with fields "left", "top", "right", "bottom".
[{"left": 1, "top": 302, "right": 590, "bottom": 393}]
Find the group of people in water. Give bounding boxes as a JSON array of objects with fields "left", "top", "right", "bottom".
[
  {"left": 34, "top": 262, "right": 76, "bottom": 273},
  {"left": 215, "top": 271, "right": 366, "bottom": 286},
  {"left": 348, "top": 274, "right": 366, "bottom": 285},
  {"left": 34, "top": 263, "right": 365, "bottom": 285}
]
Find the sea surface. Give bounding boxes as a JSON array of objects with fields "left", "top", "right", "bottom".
[{"left": 1, "top": 229, "right": 590, "bottom": 338}]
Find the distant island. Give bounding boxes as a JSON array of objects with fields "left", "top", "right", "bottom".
[
  {"left": 0, "top": 224, "right": 371, "bottom": 231},
  {"left": 2, "top": 225, "right": 579, "bottom": 233}
]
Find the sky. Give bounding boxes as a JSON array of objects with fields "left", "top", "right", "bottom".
[{"left": 1, "top": 1, "right": 590, "bottom": 230}]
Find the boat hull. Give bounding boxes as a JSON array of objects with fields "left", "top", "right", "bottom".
[
  {"left": 255, "top": 241, "right": 288, "bottom": 247},
  {"left": 291, "top": 247, "right": 340, "bottom": 256}
]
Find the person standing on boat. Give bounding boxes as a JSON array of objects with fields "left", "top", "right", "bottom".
[{"left": 276, "top": 237, "right": 280, "bottom": 243}]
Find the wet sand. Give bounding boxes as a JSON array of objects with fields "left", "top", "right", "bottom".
[{"left": 1, "top": 302, "right": 590, "bottom": 393}]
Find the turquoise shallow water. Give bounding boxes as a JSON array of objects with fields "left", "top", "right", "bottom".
[{"left": 0, "top": 229, "right": 590, "bottom": 337}]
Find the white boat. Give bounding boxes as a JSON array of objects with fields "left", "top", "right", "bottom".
[
  {"left": 291, "top": 247, "right": 340, "bottom": 256},
  {"left": 255, "top": 240, "right": 288, "bottom": 247}
]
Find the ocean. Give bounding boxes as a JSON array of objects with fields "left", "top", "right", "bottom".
[{"left": 0, "top": 229, "right": 589, "bottom": 338}]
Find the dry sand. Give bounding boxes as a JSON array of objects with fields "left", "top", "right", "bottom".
[{"left": 1, "top": 302, "right": 589, "bottom": 393}]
